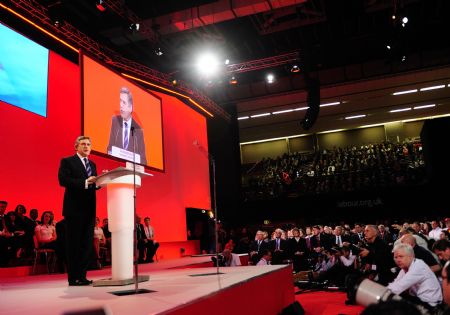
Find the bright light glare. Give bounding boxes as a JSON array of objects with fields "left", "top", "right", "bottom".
[
  {"left": 266, "top": 73, "right": 275, "bottom": 84},
  {"left": 196, "top": 53, "right": 220, "bottom": 77}
]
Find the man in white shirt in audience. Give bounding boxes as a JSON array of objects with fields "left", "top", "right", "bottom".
[
  {"left": 428, "top": 221, "right": 442, "bottom": 241},
  {"left": 387, "top": 243, "right": 442, "bottom": 307},
  {"left": 256, "top": 249, "right": 272, "bottom": 266}
]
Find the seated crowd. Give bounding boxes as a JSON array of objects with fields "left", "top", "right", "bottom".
[
  {"left": 215, "top": 218, "right": 450, "bottom": 311},
  {"left": 0, "top": 200, "right": 159, "bottom": 269},
  {"left": 243, "top": 140, "right": 426, "bottom": 199}
]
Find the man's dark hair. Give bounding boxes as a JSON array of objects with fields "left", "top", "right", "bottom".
[
  {"left": 432, "top": 239, "right": 450, "bottom": 251},
  {"left": 0, "top": 201, "right": 7, "bottom": 205}
]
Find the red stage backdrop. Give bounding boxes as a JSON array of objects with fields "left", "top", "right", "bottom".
[{"left": 0, "top": 51, "right": 211, "bottom": 242}]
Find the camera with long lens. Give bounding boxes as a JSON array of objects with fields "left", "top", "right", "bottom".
[{"left": 349, "top": 278, "right": 441, "bottom": 315}]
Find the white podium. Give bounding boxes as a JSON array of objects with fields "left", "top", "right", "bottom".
[{"left": 93, "top": 167, "right": 152, "bottom": 286}]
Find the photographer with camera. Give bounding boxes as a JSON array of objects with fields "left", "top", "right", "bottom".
[
  {"left": 358, "top": 225, "right": 396, "bottom": 285},
  {"left": 212, "top": 249, "right": 242, "bottom": 267}
]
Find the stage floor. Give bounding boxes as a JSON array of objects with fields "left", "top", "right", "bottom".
[{"left": 1, "top": 257, "right": 294, "bottom": 315}]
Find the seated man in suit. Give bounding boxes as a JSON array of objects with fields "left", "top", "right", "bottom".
[
  {"left": 249, "top": 230, "right": 268, "bottom": 265},
  {"left": 139, "top": 217, "right": 159, "bottom": 263},
  {"left": 269, "top": 228, "right": 288, "bottom": 265}
]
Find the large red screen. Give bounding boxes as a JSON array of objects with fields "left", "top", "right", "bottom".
[
  {"left": 82, "top": 54, "right": 164, "bottom": 171},
  {"left": 0, "top": 50, "right": 211, "bottom": 242}
]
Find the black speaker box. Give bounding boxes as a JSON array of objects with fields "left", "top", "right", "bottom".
[
  {"left": 301, "top": 77, "right": 320, "bottom": 130},
  {"left": 420, "top": 117, "right": 450, "bottom": 184}
]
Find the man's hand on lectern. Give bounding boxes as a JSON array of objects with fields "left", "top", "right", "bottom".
[{"left": 87, "top": 176, "right": 97, "bottom": 185}]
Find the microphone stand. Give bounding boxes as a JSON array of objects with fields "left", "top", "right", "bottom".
[
  {"left": 210, "top": 155, "right": 220, "bottom": 275},
  {"left": 131, "top": 126, "right": 139, "bottom": 293},
  {"left": 193, "top": 141, "right": 222, "bottom": 276}
]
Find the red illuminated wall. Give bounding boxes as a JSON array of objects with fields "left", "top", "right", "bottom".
[{"left": 0, "top": 51, "right": 211, "bottom": 242}]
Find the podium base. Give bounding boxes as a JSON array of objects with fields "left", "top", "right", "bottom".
[{"left": 93, "top": 275, "right": 150, "bottom": 287}]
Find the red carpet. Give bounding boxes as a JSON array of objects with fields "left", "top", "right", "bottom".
[{"left": 295, "top": 290, "right": 364, "bottom": 315}]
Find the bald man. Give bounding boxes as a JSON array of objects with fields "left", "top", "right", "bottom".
[{"left": 400, "top": 234, "right": 440, "bottom": 273}]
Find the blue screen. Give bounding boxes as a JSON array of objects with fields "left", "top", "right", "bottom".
[{"left": 0, "top": 23, "right": 49, "bottom": 117}]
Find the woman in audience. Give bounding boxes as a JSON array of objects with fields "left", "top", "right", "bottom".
[
  {"left": 93, "top": 217, "right": 106, "bottom": 267},
  {"left": 35, "top": 211, "right": 57, "bottom": 250},
  {"left": 5, "top": 211, "right": 27, "bottom": 258}
]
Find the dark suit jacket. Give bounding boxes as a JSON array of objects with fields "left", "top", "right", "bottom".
[
  {"left": 58, "top": 155, "right": 97, "bottom": 218},
  {"left": 107, "top": 115, "right": 147, "bottom": 165},
  {"left": 268, "top": 238, "right": 289, "bottom": 252},
  {"left": 310, "top": 233, "right": 332, "bottom": 250},
  {"left": 331, "top": 235, "right": 351, "bottom": 247},
  {"left": 287, "top": 237, "right": 308, "bottom": 257},
  {"left": 249, "top": 239, "right": 268, "bottom": 255}
]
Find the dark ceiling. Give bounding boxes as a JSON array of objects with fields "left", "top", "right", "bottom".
[
  {"left": 0, "top": 0, "right": 450, "bottom": 135},
  {"left": 28, "top": 0, "right": 450, "bottom": 92}
]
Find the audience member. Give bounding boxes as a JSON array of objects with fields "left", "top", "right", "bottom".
[
  {"left": 387, "top": 244, "right": 442, "bottom": 307},
  {"left": 256, "top": 249, "right": 272, "bottom": 266},
  {"left": 400, "top": 234, "right": 440, "bottom": 273},
  {"left": 359, "top": 225, "right": 395, "bottom": 285}
]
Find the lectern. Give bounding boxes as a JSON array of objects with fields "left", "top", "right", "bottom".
[{"left": 93, "top": 167, "right": 152, "bottom": 286}]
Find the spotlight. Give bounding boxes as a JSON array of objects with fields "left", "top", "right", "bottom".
[
  {"left": 266, "top": 73, "right": 275, "bottom": 84},
  {"left": 229, "top": 76, "right": 238, "bottom": 85},
  {"left": 291, "top": 65, "right": 300, "bottom": 73},
  {"left": 155, "top": 47, "right": 163, "bottom": 56},
  {"left": 225, "top": 59, "right": 230, "bottom": 65},
  {"left": 401, "top": 55, "right": 406, "bottom": 62},
  {"left": 402, "top": 16, "right": 408, "bottom": 24},
  {"left": 96, "top": 0, "right": 106, "bottom": 12},
  {"left": 172, "top": 79, "right": 178, "bottom": 86},
  {"left": 386, "top": 45, "right": 391, "bottom": 50},
  {"left": 392, "top": 14, "right": 396, "bottom": 20},
  {"left": 196, "top": 53, "right": 220, "bottom": 77},
  {"left": 129, "top": 23, "right": 140, "bottom": 32}
]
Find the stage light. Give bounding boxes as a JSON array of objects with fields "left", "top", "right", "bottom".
[
  {"left": 386, "top": 45, "right": 391, "bottom": 50},
  {"left": 196, "top": 53, "right": 220, "bottom": 77},
  {"left": 392, "top": 89, "right": 417, "bottom": 95},
  {"left": 389, "top": 107, "right": 411, "bottom": 113},
  {"left": 237, "top": 116, "right": 249, "bottom": 120},
  {"left": 420, "top": 85, "right": 445, "bottom": 91},
  {"left": 401, "top": 55, "right": 406, "bottom": 62},
  {"left": 291, "top": 65, "right": 300, "bottom": 73},
  {"left": 129, "top": 23, "right": 140, "bottom": 32},
  {"left": 250, "top": 112, "right": 271, "bottom": 118},
  {"left": 155, "top": 47, "right": 163, "bottom": 56},
  {"left": 414, "top": 104, "right": 435, "bottom": 109},
  {"left": 172, "top": 79, "right": 177, "bottom": 86},
  {"left": 266, "top": 73, "right": 275, "bottom": 84},
  {"left": 345, "top": 114, "right": 366, "bottom": 120},
  {"left": 96, "top": 0, "right": 106, "bottom": 12},
  {"left": 225, "top": 59, "right": 230, "bottom": 65},
  {"left": 402, "top": 16, "right": 408, "bottom": 24},
  {"left": 229, "top": 76, "right": 238, "bottom": 85}
]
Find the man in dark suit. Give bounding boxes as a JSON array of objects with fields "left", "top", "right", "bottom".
[
  {"left": 249, "top": 230, "right": 268, "bottom": 265},
  {"left": 331, "top": 226, "right": 351, "bottom": 248},
  {"left": 107, "top": 86, "right": 147, "bottom": 165},
  {"left": 269, "top": 228, "right": 288, "bottom": 265},
  {"left": 58, "top": 136, "right": 98, "bottom": 286}
]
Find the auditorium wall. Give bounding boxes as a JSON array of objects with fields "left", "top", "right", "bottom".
[{"left": 240, "top": 123, "right": 425, "bottom": 164}]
